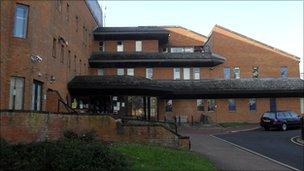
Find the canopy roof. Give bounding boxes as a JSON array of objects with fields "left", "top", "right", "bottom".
[{"left": 68, "top": 76, "right": 304, "bottom": 98}]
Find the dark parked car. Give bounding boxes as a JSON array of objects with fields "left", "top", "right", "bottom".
[{"left": 260, "top": 111, "right": 301, "bottom": 131}]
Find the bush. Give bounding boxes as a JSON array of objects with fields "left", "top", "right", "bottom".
[{"left": 0, "top": 136, "right": 129, "bottom": 170}]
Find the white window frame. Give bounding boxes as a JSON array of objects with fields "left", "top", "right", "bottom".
[
  {"left": 117, "top": 68, "right": 124, "bottom": 75},
  {"left": 127, "top": 68, "right": 134, "bottom": 76},
  {"left": 234, "top": 67, "right": 240, "bottom": 79},
  {"left": 184, "top": 47, "right": 194, "bottom": 53},
  {"left": 193, "top": 68, "right": 200, "bottom": 80},
  {"left": 183, "top": 68, "right": 190, "bottom": 80},
  {"left": 97, "top": 68, "right": 104, "bottom": 76},
  {"left": 13, "top": 4, "right": 29, "bottom": 38},
  {"left": 171, "top": 47, "right": 184, "bottom": 53},
  {"left": 146, "top": 68, "right": 153, "bottom": 79},
  {"left": 117, "top": 41, "right": 123, "bottom": 52},
  {"left": 135, "top": 40, "right": 142, "bottom": 52},
  {"left": 173, "top": 68, "right": 181, "bottom": 80},
  {"left": 9, "top": 77, "right": 24, "bottom": 110}
]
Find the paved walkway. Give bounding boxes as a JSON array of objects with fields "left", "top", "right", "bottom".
[{"left": 180, "top": 128, "right": 293, "bottom": 171}]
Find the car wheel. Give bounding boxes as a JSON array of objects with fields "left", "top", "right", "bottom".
[
  {"left": 264, "top": 127, "right": 270, "bottom": 131},
  {"left": 281, "top": 123, "right": 287, "bottom": 131}
]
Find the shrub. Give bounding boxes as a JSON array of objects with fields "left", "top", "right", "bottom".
[{"left": 0, "top": 137, "right": 129, "bottom": 170}]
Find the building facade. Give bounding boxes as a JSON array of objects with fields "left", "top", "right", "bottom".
[
  {"left": 1, "top": 1, "right": 303, "bottom": 123},
  {"left": 0, "top": 0, "right": 102, "bottom": 111}
]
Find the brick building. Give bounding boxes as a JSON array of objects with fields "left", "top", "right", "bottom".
[
  {"left": 0, "top": 0, "right": 102, "bottom": 111},
  {"left": 1, "top": 1, "right": 303, "bottom": 123}
]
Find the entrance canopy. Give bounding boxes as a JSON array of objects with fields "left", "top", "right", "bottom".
[{"left": 68, "top": 76, "right": 304, "bottom": 98}]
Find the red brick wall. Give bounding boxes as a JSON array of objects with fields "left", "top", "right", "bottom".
[
  {"left": 0, "top": 112, "right": 189, "bottom": 149},
  {"left": 158, "top": 98, "right": 302, "bottom": 123},
  {"left": 0, "top": 0, "right": 98, "bottom": 110}
]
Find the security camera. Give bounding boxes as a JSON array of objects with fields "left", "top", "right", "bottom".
[{"left": 31, "top": 55, "right": 42, "bottom": 63}]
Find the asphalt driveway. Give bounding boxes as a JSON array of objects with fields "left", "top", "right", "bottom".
[{"left": 215, "top": 128, "right": 304, "bottom": 170}]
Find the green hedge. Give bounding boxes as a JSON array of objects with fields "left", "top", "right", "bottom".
[{"left": 0, "top": 131, "right": 129, "bottom": 170}]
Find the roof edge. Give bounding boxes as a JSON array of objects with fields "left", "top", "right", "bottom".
[{"left": 212, "top": 24, "right": 300, "bottom": 61}]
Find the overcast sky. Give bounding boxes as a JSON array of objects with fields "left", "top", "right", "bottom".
[{"left": 98, "top": 1, "right": 304, "bottom": 75}]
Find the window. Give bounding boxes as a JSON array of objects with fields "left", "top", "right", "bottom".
[
  {"left": 31, "top": 80, "right": 42, "bottom": 111},
  {"left": 193, "top": 68, "right": 200, "bottom": 80},
  {"left": 127, "top": 68, "right": 134, "bottom": 76},
  {"left": 207, "top": 99, "right": 216, "bottom": 112},
  {"left": 224, "top": 67, "right": 230, "bottom": 79},
  {"left": 135, "top": 41, "right": 142, "bottom": 52},
  {"left": 75, "top": 16, "right": 79, "bottom": 32},
  {"left": 263, "top": 112, "right": 275, "bottom": 119},
  {"left": 249, "top": 98, "right": 256, "bottom": 111},
  {"left": 171, "top": 47, "right": 184, "bottom": 53},
  {"left": 74, "top": 55, "right": 77, "bottom": 74},
  {"left": 57, "top": 0, "right": 62, "bottom": 12},
  {"left": 60, "top": 45, "right": 64, "bottom": 63},
  {"left": 66, "top": 3, "right": 70, "bottom": 21},
  {"left": 68, "top": 50, "right": 71, "bottom": 68},
  {"left": 52, "top": 38, "right": 57, "bottom": 57},
  {"left": 252, "top": 66, "right": 259, "bottom": 78},
  {"left": 99, "top": 41, "right": 105, "bottom": 51},
  {"left": 117, "top": 41, "right": 123, "bottom": 52},
  {"left": 270, "top": 98, "right": 276, "bottom": 112},
  {"left": 301, "top": 98, "right": 304, "bottom": 114},
  {"left": 165, "top": 99, "right": 173, "bottom": 112},
  {"left": 233, "top": 67, "right": 240, "bottom": 79},
  {"left": 280, "top": 66, "right": 288, "bottom": 78},
  {"left": 173, "top": 68, "right": 181, "bottom": 80},
  {"left": 146, "top": 68, "right": 153, "bottom": 79},
  {"left": 97, "top": 69, "right": 104, "bottom": 76},
  {"left": 197, "top": 99, "right": 204, "bottom": 111},
  {"left": 228, "top": 99, "right": 236, "bottom": 111},
  {"left": 184, "top": 47, "right": 194, "bottom": 53},
  {"left": 13, "top": 4, "right": 29, "bottom": 38},
  {"left": 117, "top": 68, "right": 124, "bottom": 75},
  {"left": 9, "top": 77, "right": 24, "bottom": 110},
  {"left": 183, "top": 68, "right": 190, "bottom": 80}
]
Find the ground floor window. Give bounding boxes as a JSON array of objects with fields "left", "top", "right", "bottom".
[
  {"left": 31, "top": 80, "right": 43, "bottom": 111},
  {"left": 165, "top": 99, "right": 173, "bottom": 112},
  {"left": 97, "top": 68, "right": 104, "bottom": 76},
  {"left": 301, "top": 98, "right": 304, "bottom": 114},
  {"left": 249, "top": 98, "right": 257, "bottom": 111},
  {"left": 228, "top": 99, "right": 236, "bottom": 111},
  {"left": 197, "top": 99, "right": 204, "bottom": 111},
  {"left": 9, "top": 77, "right": 24, "bottom": 110},
  {"left": 207, "top": 99, "right": 216, "bottom": 112},
  {"left": 270, "top": 98, "right": 276, "bottom": 111}
]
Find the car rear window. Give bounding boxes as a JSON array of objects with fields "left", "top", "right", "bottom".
[
  {"left": 263, "top": 112, "right": 275, "bottom": 119},
  {"left": 289, "top": 112, "right": 298, "bottom": 118}
]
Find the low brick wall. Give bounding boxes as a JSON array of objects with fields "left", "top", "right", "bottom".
[{"left": 0, "top": 111, "right": 189, "bottom": 149}]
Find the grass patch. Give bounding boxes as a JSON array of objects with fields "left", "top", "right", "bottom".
[
  {"left": 219, "top": 122, "right": 252, "bottom": 128},
  {"left": 113, "top": 143, "right": 215, "bottom": 171}
]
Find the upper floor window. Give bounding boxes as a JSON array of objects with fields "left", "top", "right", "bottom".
[
  {"left": 117, "top": 68, "right": 124, "bottom": 75},
  {"left": 135, "top": 41, "right": 142, "bottom": 52},
  {"left": 224, "top": 67, "right": 230, "bottom": 79},
  {"left": 75, "top": 16, "right": 79, "bottom": 32},
  {"left": 183, "top": 68, "right": 190, "bottom": 80},
  {"left": 280, "top": 66, "right": 288, "bottom": 78},
  {"left": 252, "top": 66, "right": 259, "bottom": 78},
  {"left": 60, "top": 45, "right": 64, "bottom": 63},
  {"left": 56, "top": 0, "right": 62, "bottom": 12},
  {"left": 52, "top": 38, "right": 57, "bottom": 57},
  {"left": 193, "top": 68, "right": 200, "bottom": 80},
  {"left": 117, "top": 41, "right": 124, "bottom": 52},
  {"left": 127, "top": 68, "right": 134, "bottom": 76},
  {"left": 13, "top": 4, "right": 29, "bottom": 38},
  {"left": 197, "top": 99, "right": 204, "bottom": 111},
  {"left": 228, "top": 99, "right": 236, "bottom": 111},
  {"left": 146, "top": 68, "right": 153, "bottom": 79},
  {"left": 233, "top": 67, "right": 240, "bottom": 79},
  {"left": 249, "top": 98, "right": 256, "bottom": 111},
  {"left": 173, "top": 68, "right": 181, "bottom": 80},
  {"left": 171, "top": 47, "right": 184, "bottom": 53},
  {"left": 66, "top": 3, "right": 70, "bottom": 21},
  {"left": 170, "top": 47, "right": 194, "bottom": 53},
  {"left": 97, "top": 68, "right": 104, "bottom": 76}
]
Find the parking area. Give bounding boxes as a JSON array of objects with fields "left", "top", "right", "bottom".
[{"left": 215, "top": 128, "right": 304, "bottom": 170}]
